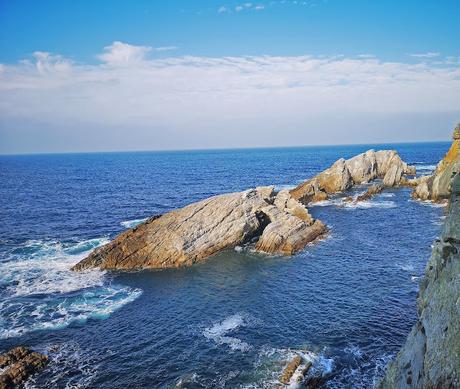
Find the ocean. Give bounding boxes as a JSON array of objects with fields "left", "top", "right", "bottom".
[{"left": 0, "top": 142, "right": 449, "bottom": 388}]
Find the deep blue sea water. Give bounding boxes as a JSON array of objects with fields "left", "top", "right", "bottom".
[{"left": 0, "top": 142, "right": 450, "bottom": 388}]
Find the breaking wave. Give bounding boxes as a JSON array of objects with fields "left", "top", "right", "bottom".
[
  {"left": 0, "top": 238, "right": 142, "bottom": 339},
  {"left": 203, "top": 313, "right": 254, "bottom": 352},
  {"left": 120, "top": 218, "right": 148, "bottom": 228},
  {"left": 311, "top": 198, "right": 396, "bottom": 209}
]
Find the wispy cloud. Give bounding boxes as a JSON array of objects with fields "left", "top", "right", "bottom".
[
  {"left": 218, "top": 2, "right": 265, "bottom": 13},
  {"left": 1, "top": 42, "right": 459, "bottom": 152},
  {"left": 410, "top": 52, "right": 441, "bottom": 58},
  {"left": 155, "top": 46, "right": 178, "bottom": 52}
]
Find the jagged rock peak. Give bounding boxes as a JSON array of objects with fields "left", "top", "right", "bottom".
[{"left": 290, "top": 149, "right": 415, "bottom": 204}]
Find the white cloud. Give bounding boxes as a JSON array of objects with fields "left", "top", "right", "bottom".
[
  {"left": 1, "top": 43, "right": 459, "bottom": 152},
  {"left": 255, "top": 4, "right": 265, "bottom": 10},
  {"left": 155, "top": 46, "right": 178, "bottom": 52},
  {"left": 218, "top": 6, "right": 228, "bottom": 13},
  {"left": 97, "top": 41, "right": 152, "bottom": 66},
  {"left": 235, "top": 5, "right": 244, "bottom": 11},
  {"left": 410, "top": 52, "right": 440, "bottom": 58}
]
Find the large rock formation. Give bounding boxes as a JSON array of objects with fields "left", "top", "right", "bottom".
[
  {"left": 412, "top": 124, "right": 460, "bottom": 202},
  {"left": 72, "top": 187, "right": 326, "bottom": 271},
  {"left": 379, "top": 173, "right": 460, "bottom": 388},
  {"left": 290, "top": 149, "right": 415, "bottom": 204},
  {"left": 0, "top": 347, "right": 48, "bottom": 389}
]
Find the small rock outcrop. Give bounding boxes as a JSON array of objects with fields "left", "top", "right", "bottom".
[
  {"left": 379, "top": 173, "right": 460, "bottom": 388},
  {"left": 290, "top": 149, "right": 415, "bottom": 204},
  {"left": 280, "top": 355, "right": 303, "bottom": 384},
  {"left": 412, "top": 124, "right": 460, "bottom": 202},
  {"left": 0, "top": 347, "right": 48, "bottom": 389},
  {"left": 72, "top": 187, "right": 326, "bottom": 271},
  {"left": 356, "top": 184, "right": 384, "bottom": 202}
]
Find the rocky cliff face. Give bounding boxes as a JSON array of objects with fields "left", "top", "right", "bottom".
[
  {"left": 290, "top": 149, "right": 415, "bottom": 205},
  {"left": 378, "top": 173, "right": 460, "bottom": 389},
  {"left": 72, "top": 187, "right": 326, "bottom": 271},
  {"left": 412, "top": 124, "right": 460, "bottom": 202}
]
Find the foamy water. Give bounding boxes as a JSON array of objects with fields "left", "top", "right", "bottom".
[
  {"left": 120, "top": 218, "right": 148, "bottom": 229},
  {"left": 0, "top": 238, "right": 141, "bottom": 339},
  {"left": 203, "top": 313, "right": 253, "bottom": 352}
]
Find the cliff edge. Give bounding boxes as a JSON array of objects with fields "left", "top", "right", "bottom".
[
  {"left": 378, "top": 173, "right": 460, "bottom": 388},
  {"left": 412, "top": 123, "right": 460, "bottom": 202}
]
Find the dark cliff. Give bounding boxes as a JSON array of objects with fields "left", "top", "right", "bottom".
[{"left": 379, "top": 173, "right": 460, "bottom": 388}]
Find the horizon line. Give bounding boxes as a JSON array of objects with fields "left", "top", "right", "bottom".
[{"left": 0, "top": 138, "right": 451, "bottom": 157}]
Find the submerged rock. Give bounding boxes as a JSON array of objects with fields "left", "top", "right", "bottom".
[
  {"left": 412, "top": 124, "right": 460, "bottom": 202},
  {"left": 0, "top": 347, "right": 48, "bottom": 389},
  {"left": 290, "top": 149, "right": 415, "bottom": 204},
  {"left": 72, "top": 187, "right": 326, "bottom": 271},
  {"left": 378, "top": 173, "right": 460, "bottom": 388}
]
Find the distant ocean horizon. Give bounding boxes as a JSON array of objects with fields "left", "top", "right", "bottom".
[
  {"left": 0, "top": 141, "right": 450, "bottom": 387},
  {"left": 0, "top": 139, "right": 451, "bottom": 157}
]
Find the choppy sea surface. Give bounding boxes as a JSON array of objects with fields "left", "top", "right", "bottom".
[{"left": 0, "top": 142, "right": 450, "bottom": 388}]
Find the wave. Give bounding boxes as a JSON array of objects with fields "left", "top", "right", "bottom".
[
  {"left": 249, "top": 346, "right": 334, "bottom": 388},
  {"left": 415, "top": 164, "right": 437, "bottom": 171},
  {"left": 120, "top": 218, "right": 148, "bottom": 228},
  {"left": 203, "top": 313, "right": 253, "bottom": 352},
  {"left": 310, "top": 197, "right": 396, "bottom": 210},
  {"left": 0, "top": 238, "right": 142, "bottom": 339},
  {"left": 24, "top": 341, "right": 100, "bottom": 388},
  {"left": 342, "top": 200, "right": 397, "bottom": 209},
  {"left": 411, "top": 199, "right": 448, "bottom": 208}
]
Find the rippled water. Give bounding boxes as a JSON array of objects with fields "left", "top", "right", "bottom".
[{"left": 0, "top": 143, "right": 449, "bottom": 388}]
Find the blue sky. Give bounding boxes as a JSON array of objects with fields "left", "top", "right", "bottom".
[
  {"left": 0, "top": 0, "right": 459, "bottom": 153},
  {"left": 1, "top": 0, "right": 459, "bottom": 63}
]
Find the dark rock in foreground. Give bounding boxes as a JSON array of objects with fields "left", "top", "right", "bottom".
[
  {"left": 378, "top": 173, "right": 460, "bottom": 388},
  {"left": 0, "top": 347, "right": 48, "bottom": 389}
]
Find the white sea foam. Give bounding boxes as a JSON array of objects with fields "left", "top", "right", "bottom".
[
  {"left": 417, "top": 200, "right": 448, "bottom": 208},
  {"left": 120, "top": 218, "right": 148, "bottom": 228},
  {"left": 0, "top": 238, "right": 142, "bottom": 339},
  {"left": 24, "top": 341, "right": 101, "bottom": 388},
  {"left": 342, "top": 200, "right": 397, "bottom": 209},
  {"left": 415, "top": 164, "right": 437, "bottom": 172},
  {"left": 310, "top": 197, "right": 396, "bottom": 209},
  {"left": 397, "top": 263, "right": 415, "bottom": 272},
  {"left": 344, "top": 345, "right": 364, "bottom": 358},
  {"left": 203, "top": 313, "right": 252, "bottom": 352},
  {"left": 275, "top": 184, "right": 296, "bottom": 191},
  {"left": 379, "top": 192, "right": 395, "bottom": 198}
]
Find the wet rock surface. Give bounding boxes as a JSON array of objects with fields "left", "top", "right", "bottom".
[
  {"left": 0, "top": 347, "right": 48, "bottom": 389},
  {"left": 379, "top": 173, "right": 460, "bottom": 388}
]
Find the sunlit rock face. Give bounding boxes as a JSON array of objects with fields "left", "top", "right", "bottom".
[
  {"left": 412, "top": 124, "right": 460, "bottom": 202},
  {"left": 72, "top": 187, "right": 326, "bottom": 271},
  {"left": 290, "top": 149, "right": 415, "bottom": 204}
]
